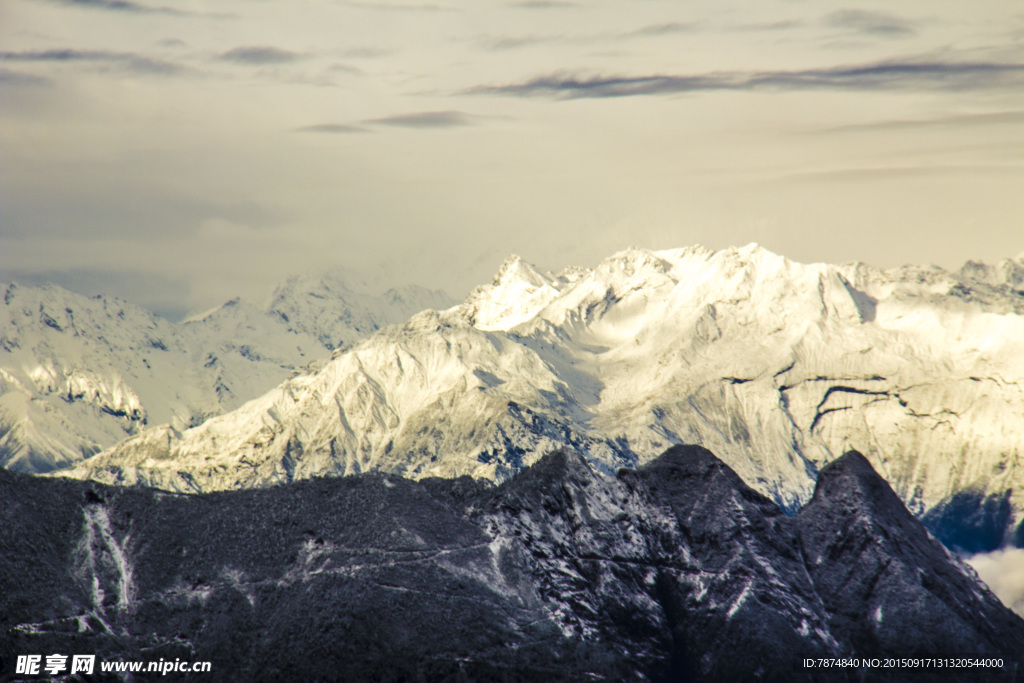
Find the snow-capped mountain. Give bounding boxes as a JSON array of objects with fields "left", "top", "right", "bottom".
[
  {"left": 0, "top": 274, "right": 453, "bottom": 473},
  {"left": 266, "top": 269, "right": 454, "bottom": 351},
  {"left": 65, "top": 245, "right": 1024, "bottom": 549}
]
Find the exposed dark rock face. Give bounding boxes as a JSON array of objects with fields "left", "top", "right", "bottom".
[
  {"left": 797, "top": 453, "right": 1024, "bottom": 672},
  {"left": 2, "top": 447, "right": 1022, "bottom": 682}
]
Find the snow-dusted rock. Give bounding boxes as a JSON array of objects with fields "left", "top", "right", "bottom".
[
  {"left": 6, "top": 447, "right": 1023, "bottom": 680},
  {"left": 64, "top": 245, "right": 1024, "bottom": 547},
  {"left": 0, "top": 274, "right": 454, "bottom": 473}
]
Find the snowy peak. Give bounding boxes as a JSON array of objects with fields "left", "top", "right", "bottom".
[
  {"left": 493, "top": 254, "right": 550, "bottom": 288},
  {"left": 464, "top": 255, "right": 560, "bottom": 331},
  {"left": 266, "top": 268, "right": 454, "bottom": 350},
  {"left": 58, "top": 245, "right": 1024, "bottom": 557},
  {"left": 1, "top": 272, "right": 454, "bottom": 474},
  {"left": 958, "top": 254, "right": 1024, "bottom": 289}
]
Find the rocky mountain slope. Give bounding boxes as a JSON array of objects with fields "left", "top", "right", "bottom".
[
  {"left": 66, "top": 245, "right": 1024, "bottom": 551},
  {"left": 3, "top": 447, "right": 1022, "bottom": 681},
  {"left": 0, "top": 274, "right": 452, "bottom": 474}
]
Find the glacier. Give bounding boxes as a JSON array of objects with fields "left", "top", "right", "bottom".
[{"left": 59, "top": 244, "right": 1024, "bottom": 548}]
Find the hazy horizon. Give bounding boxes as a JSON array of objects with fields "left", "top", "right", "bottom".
[{"left": 2, "top": 0, "right": 1022, "bottom": 319}]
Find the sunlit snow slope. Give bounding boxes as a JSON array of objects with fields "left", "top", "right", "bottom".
[
  {"left": 66, "top": 245, "right": 1024, "bottom": 547},
  {"left": 0, "top": 274, "right": 452, "bottom": 473}
]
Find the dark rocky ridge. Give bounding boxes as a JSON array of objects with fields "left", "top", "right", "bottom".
[{"left": 2, "top": 447, "right": 1022, "bottom": 682}]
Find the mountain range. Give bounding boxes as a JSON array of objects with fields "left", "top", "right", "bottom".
[
  {"left": 3, "top": 446, "right": 1022, "bottom": 681},
  {"left": 0, "top": 273, "right": 452, "bottom": 473},
  {"left": 56, "top": 245, "right": 1024, "bottom": 556}
]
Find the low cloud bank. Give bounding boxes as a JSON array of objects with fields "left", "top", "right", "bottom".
[{"left": 966, "top": 548, "right": 1024, "bottom": 617}]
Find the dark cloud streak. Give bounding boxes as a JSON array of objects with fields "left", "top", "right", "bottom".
[
  {"left": 296, "top": 111, "right": 477, "bottom": 134},
  {"left": 0, "top": 49, "right": 184, "bottom": 75},
  {"left": 629, "top": 22, "right": 699, "bottom": 37},
  {"left": 46, "top": 0, "right": 185, "bottom": 14},
  {"left": 825, "top": 9, "right": 916, "bottom": 36},
  {"left": 295, "top": 123, "right": 368, "bottom": 134},
  {"left": 364, "top": 110, "right": 474, "bottom": 128},
  {"left": 484, "top": 35, "right": 554, "bottom": 50},
  {"left": 219, "top": 47, "right": 303, "bottom": 65},
  {"left": 507, "top": 1, "right": 577, "bottom": 7},
  {"left": 468, "top": 60, "right": 1024, "bottom": 99},
  {"left": 335, "top": 1, "right": 457, "bottom": 11},
  {"left": 730, "top": 20, "right": 804, "bottom": 32}
]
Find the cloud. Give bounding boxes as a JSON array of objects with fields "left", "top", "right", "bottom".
[
  {"left": 45, "top": 0, "right": 185, "bottom": 14},
  {"left": 730, "top": 20, "right": 804, "bottom": 32},
  {"left": 482, "top": 21, "right": 698, "bottom": 51},
  {"left": 0, "top": 67, "right": 52, "bottom": 86},
  {"left": 363, "top": 110, "right": 475, "bottom": 128},
  {"left": 335, "top": 1, "right": 457, "bottom": 11},
  {"left": 825, "top": 9, "right": 916, "bottom": 36},
  {"left": 507, "top": 1, "right": 577, "bottom": 7},
  {"left": 296, "top": 110, "right": 477, "bottom": 134},
  {"left": 219, "top": 46, "right": 304, "bottom": 65},
  {"left": 966, "top": 548, "right": 1024, "bottom": 617},
  {"left": 628, "top": 22, "right": 699, "bottom": 37},
  {"left": 817, "top": 110, "right": 1024, "bottom": 133},
  {"left": 484, "top": 35, "right": 555, "bottom": 50},
  {"left": 2, "top": 189, "right": 286, "bottom": 243},
  {"left": 0, "top": 49, "right": 184, "bottom": 75},
  {"left": 467, "top": 59, "right": 1024, "bottom": 99},
  {"left": 294, "top": 123, "right": 368, "bottom": 134}
]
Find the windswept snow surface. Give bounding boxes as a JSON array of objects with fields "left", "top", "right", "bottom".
[
  {"left": 66, "top": 245, "right": 1024, "bottom": 544},
  {"left": 0, "top": 274, "right": 453, "bottom": 473}
]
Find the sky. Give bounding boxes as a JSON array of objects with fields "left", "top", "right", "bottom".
[{"left": 1, "top": 0, "right": 1022, "bottom": 319}]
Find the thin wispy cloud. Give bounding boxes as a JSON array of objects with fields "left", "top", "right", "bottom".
[
  {"left": 335, "top": 1, "right": 457, "bottom": 11},
  {"left": 628, "top": 22, "right": 700, "bottom": 37},
  {"left": 729, "top": 20, "right": 804, "bottom": 32},
  {"left": 0, "top": 49, "right": 184, "bottom": 75},
  {"left": 818, "top": 110, "right": 1024, "bottom": 133},
  {"left": 507, "top": 1, "right": 577, "bottom": 7},
  {"left": 341, "top": 47, "right": 394, "bottom": 59},
  {"left": 364, "top": 110, "right": 474, "bottom": 128},
  {"left": 219, "top": 46, "right": 304, "bottom": 65},
  {"left": 825, "top": 9, "right": 917, "bottom": 37},
  {"left": 44, "top": 0, "right": 186, "bottom": 15},
  {"left": 482, "top": 22, "right": 697, "bottom": 52},
  {"left": 0, "top": 67, "right": 52, "bottom": 86},
  {"left": 483, "top": 34, "right": 556, "bottom": 50},
  {"left": 297, "top": 110, "right": 477, "bottom": 134},
  {"left": 468, "top": 59, "right": 1024, "bottom": 99},
  {"left": 295, "top": 123, "right": 368, "bottom": 134}
]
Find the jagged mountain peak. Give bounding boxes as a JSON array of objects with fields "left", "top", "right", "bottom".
[
  {"left": 266, "top": 267, "right": 454, "bottom": 350},
  {"left": 958, "top": 254, "right": 1024, "bottom": 289},
  {"left": 0, "top": 271, "right": 454, "bottom": 474},
  {"left": 797, "top": 449, "right": 1024, "bottom": 658},
  {"left": 494, "top": 448, "right": 595, "bottom": 492},
  {"left": 492, "top": 253, "right": 551, "bottom": 287},
  {"left": 56, "top": 246, "right": 1024, "bottom": 561},
  {"left": 813, "top": 450, "right": 890, "bottom": 494},
  {"left": 181, "top": 296, "right": 245, "bottom": 324},
  {"left": 464, "top": 255, "right": 560, "bottom": 331},
  {"left": 802, "top": 450, "right": 924, "bottom": 545},
  {"left": 8, "top": 445, "right": 1024, "bottom": 680}
]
